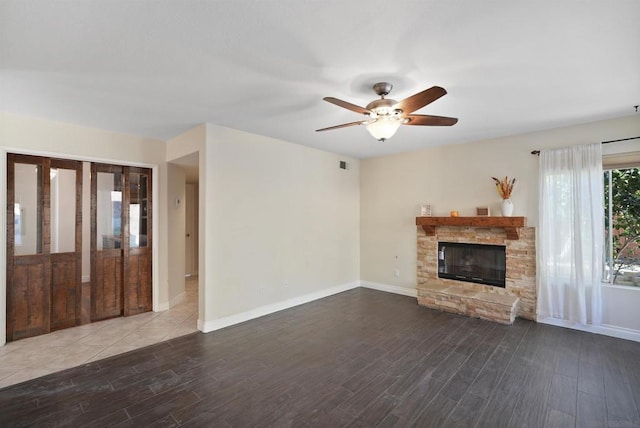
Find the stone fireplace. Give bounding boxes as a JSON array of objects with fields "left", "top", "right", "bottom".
[{"left": 416, "top": 217, "right": 536, "bottom": 324}]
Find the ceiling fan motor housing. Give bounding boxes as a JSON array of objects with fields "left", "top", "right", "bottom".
[
  {"left": 372, "top": 82, "right": 393, "bottom": 97},
  {"left": 365, "top": 98, "right": 402, "bottom": 118}
]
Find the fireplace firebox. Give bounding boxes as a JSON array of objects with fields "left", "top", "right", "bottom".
[{"left": 438, "top": 242, "right": 506, "bottom": 287}]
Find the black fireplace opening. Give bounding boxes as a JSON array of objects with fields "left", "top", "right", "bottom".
[{"left": 438, "top": 241, "right": 506, "bottom": 288}]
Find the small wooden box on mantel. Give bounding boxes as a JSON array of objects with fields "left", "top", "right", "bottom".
[{"left": 415, "top": 216, "right": 527, "bottom": 240}]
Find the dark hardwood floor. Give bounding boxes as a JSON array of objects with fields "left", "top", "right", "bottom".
[{"left": 1, "top": 288, "right": 639, "bottom": 427}]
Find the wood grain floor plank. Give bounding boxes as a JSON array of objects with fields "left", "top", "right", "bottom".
[
  {"left": 389, "top": 375, "right": 445, "bottom": 422},
  {"left": 114, "top": 391, "right": 201, "bottom": 428},
  {"left": 578, "top": 360, "right": 605, "bottom": 397},
  {"left": 0, "top": 288, "right": 638, "bottom": 428},
  {"left": 545, "top": 408, "right": 576, "bottom": 428},
  {"left": 446, "top": 391, "right": 486, "bottom": 427},
  {"left": 548, "top": 373, "right": 578, "bottom": 417},
  {"left": 338, "top": 372, "right": 398, "bottom": 417},
  {"left": 376, "top": 413, "right": 408, "bottom": 428},
  {"left": 604, "top": 377, "right": 640, "bottom": 424},
  {"left": 507, "top": 365, "right": 554, "bottom": 428},
  {"left": 347, "top": 392, "right": 399, "bottom": 427},
  {"left": 384, "top": 355, "right": 438, "bottom": 400},
  {"left": 475, "top": 361, "right": 528, "bottom": 427},
  {"left": 291, "top": 386, "right": 354, "bottom": 426},
  {"left": 411, "top": 393, "right": 457, "bottom": 427},
  {"left": 342, "top": 355, "right": 395, "bottom": 393},
  {"left": 577, "top": 390, "right": 606, "bottom": 427}
]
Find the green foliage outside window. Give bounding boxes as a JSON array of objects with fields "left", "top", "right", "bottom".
[{"left": 604, "top": 167, "right": 640, "bottom": 285}]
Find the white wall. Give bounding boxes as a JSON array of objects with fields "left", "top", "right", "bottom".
[
  {"left": 0, "top": 112, "right": 168, "bottom": 345},
  {"left": 360, "top": 114, "right": 640, "bottom": 335},
  {"left": 167, "top": 163, "right": 186, "bottom": 306},
  {"left": 203, "top": 124, "right": 360, "bottom": 326}
]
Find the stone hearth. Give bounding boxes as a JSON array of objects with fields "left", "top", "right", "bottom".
[
  {"left": 416, "top": 223, "right": 536, "bottom": 324},
  {"left": 419, "top": 283, "right": 519, "bottom": 324}
]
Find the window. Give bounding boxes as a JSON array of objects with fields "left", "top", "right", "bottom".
[{"left": 603, "top": 166, "right": 640, "bottom": 286}]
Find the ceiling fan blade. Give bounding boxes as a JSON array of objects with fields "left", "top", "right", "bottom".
[
  {"left": 316, "top": 121, "right": 366, "bottom": 132},
  {"left": 395, "top": 86, "right": 447, "bottom": 114},
  {"left": 405, "top": 114, "right": 458, "bottom": 126},
  {"left": 323, "top": 97, "right": 371, "bottom": 115}
]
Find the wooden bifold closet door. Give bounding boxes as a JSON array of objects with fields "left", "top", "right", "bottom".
[
  {"left": 6, "top": 154, "right": 82, "bottom": 341},
  {"left": 123, "top": 167, "right": 152, "bottom": 316},
  {"left": 91, "top": 164, "right": 152, "bottom": 321}
]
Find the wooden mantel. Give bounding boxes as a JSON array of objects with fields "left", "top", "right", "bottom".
[{"left": 416, "top": 216, "right": 527, "bottom": 240}]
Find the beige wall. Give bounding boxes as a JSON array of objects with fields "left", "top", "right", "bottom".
[
  {"left": 203, "top": 124, "right": 360, "bottom": 323},
  {"left": 360, "top": 114, "right": 640, "bottom": 332},
  {"left": 166, "top": 163, "right": 186, "bottom": 305}
]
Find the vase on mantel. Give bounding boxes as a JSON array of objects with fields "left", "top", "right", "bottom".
[{"left": 501, "top": 199, "right": 514, "bottom": 217}]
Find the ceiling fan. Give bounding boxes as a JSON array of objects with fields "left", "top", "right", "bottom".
[{"left": 316, "top": 82, "right": 458, "bottom": 141}]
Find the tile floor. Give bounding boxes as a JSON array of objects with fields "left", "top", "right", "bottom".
[{"left": 0, "top": 276, "right": 199, "bottom": 389}]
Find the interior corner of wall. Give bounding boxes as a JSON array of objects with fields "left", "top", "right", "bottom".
[
  {"left": 0, "top": 151, "right": 6, "bottom": 346},
  {"left": 155, "top": 300, "right": 170, "bottom": 312}
]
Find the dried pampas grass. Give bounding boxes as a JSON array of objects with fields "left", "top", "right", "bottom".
[{"left": 491, "top": 176, "right": 517, "bottom": 199}]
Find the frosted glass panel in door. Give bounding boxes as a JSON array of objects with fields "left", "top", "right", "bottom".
[
  {"left": 14, "top": 163, "right": 42, "bottom": 255},
  {"left": 96, "top": 172, "right": 122, "bottom": 250},
  {"left": 50, "top": 168, "right": 76, "bottom": 253}
]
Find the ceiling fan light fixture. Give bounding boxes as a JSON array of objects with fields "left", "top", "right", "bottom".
[
  {"left": 317, "top": 82, "right": 457, "bottom": 140},
  {"left": 366, "top": 116, "right": 401, "bottom": 141}
]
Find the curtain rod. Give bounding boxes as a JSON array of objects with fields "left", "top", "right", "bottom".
[{"left": 530, "top": 136, "right": 640, "bottom": 156}]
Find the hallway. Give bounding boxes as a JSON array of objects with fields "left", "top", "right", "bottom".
[{"left": 0, "top": 277, "right": 198, "bottom": 388}]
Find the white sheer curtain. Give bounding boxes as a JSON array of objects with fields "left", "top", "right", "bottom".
[{"left": 537, "top": 143, "right": 604, "bottom": 325}]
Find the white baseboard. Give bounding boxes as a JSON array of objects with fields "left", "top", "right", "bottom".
[
  {"left": 538, "top": 317, "right": 640, "bottom": 343},
  {"left": 169, "top": 291, "right": 186, "bottom": 308},
  {"left": 155, "top": 291, "right": 186, "bottom": 312},
  {"left": 360, "top": 281, "right": 417, "bottom": 298},
  {"left": 189, "top": 280, "right": 640, "bottom": 344},
  {"left": 199, "top": 281, "right": 360, "bottom": 333},
  {"left": 155, "top": 301, "right": 170, "bottom": 312}
]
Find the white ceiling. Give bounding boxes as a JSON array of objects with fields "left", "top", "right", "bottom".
[{"left": 1, "top": 0, "right": 639, "bottom": 159}]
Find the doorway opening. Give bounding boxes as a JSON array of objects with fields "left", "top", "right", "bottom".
[{"left": 170, "top": 152, "right": 200, "bottom": 332}]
